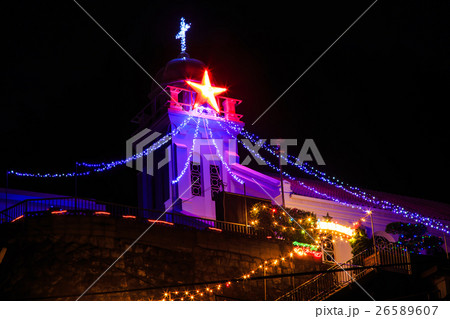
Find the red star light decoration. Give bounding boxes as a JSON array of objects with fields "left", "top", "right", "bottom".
[{"left": 186, "top": 70, "right": 227, "bottom": 113}]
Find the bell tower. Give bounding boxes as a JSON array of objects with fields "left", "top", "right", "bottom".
[
  {"left": 165, "top": 64, "right": 246, "bottom": 217},
  {"left": 130, "top": 18, "right": 279, "bottom": 221},
  {"left": 131, "top": 59, "right": 244, "bottom": 219}
]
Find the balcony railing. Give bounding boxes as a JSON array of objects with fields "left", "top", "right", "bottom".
[{"left": 0, "top": 196, "right": 265, "bottom": 237}]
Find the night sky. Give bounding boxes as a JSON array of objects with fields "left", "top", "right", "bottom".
[{"left": 2, "top": 0, "right": 449, "bottom": 206}]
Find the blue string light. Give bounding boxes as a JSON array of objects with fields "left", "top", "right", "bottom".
[
  {"left": 76, "top": 162, "right": 106, "bottom": 168},
  {"left": 205, "top": 119, "right": 244, "bottom": 185},
  {"left": 219, "top": 119, "right": 450, "bottom": 235},
  {"left": 175, "top": 17, "right": 191, "bottom": 53},
  {"left": 172, "top": 118, "right": 201, "bottom": 184},
  {"left": 224, "top": 118, "right": 391, "bottom": 209},
  {"left": 6, "top": 109, "right": 450, "bottom": 235},
  {"left": 8, "top": 115, "right": 194, "bottom": 178},
  {"left": 217, "top": 120, "right": 367, "bottom": 211}
]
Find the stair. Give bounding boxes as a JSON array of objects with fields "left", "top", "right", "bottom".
[{"left": 277, "top": 244, "right": 411, "bottom": 301}]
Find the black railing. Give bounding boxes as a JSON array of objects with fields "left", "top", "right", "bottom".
[
  {"left": 276, "top": 243, "right": 411, "bottom": 301},
  {"left": 0, "top": 196, "right": 261, "bottom": 236}
]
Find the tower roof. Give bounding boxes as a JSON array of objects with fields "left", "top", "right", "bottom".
[{"left": 161, "top": 53, "right": 206, "bottom": 85}]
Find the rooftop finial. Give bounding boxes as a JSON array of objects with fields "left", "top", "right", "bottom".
[{"left": 175, "top": 17, "right": 191, "bottom": 54}]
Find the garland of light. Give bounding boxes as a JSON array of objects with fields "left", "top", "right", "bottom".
[
  {"left": 219, "top": 119, "right": 450, "bottom": 235},
  {"left": 160, "top": 204, "right": 325, "bottom": 301},
  {"left": 250, "top": 203, "right": 353, "bottom": 245},
  {"left": 317, "top": 220, "right": 354, "bottom": 238},
  {"left": 6, "top": 111, "right": 449, "bottom": 235},
  {"left": 7, "top": 115, "right": 193, "bottom": 178},
  {"left": 76, "top": 162, "right": 107, "bottom": 168},
  {"left": 222, "top": 119, "right": 381, "bottom": 205},
  {"left": 223, "top": 119, "right": 450, "bottom": 231},
  {"left": 159, "top": 243, "right": 321, "bottom": 301},
  {"left": 205, "top": 118, "right": 244, "bottom": 185},
  {"left": 218, "top": 120, "right": 369, "bottom": 212},
  {"left": 292, "top": 242, "right": 322, "bottom": 258},
  {"left": 249, "top": 203, "right": 318, "bottom": 243},
  {"left": 171, "top": 118, "right": 201, "bottom": 184}
]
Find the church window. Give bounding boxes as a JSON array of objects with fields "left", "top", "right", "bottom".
[{"left": 190, "top": 162, "right": 202, "bottom": 196}]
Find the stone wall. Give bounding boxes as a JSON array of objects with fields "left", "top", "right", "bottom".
[{"left": 0, "top": 215, "right": 324, "bottom": 300}]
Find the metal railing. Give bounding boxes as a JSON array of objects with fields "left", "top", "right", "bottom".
[
  {"left": 276, "top": 243, "right": 411, "bottom": 301},
  {"left": 0, "top": 196, "right": 263, "bottom": 236}
]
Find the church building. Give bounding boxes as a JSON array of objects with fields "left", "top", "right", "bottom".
[{"left": 125, "top": 19, "right": 450, "bottom": 264}]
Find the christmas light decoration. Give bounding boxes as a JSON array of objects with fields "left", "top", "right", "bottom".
[
  {"left": 317, "top": 220, "right": 354, "bottom": 237},
  {"left": 222, "top": 119, "right": 368, "bottom": 200},
  {"left": 352, "top": 210, "right": 374, "bottom": 228},
  {"left": 94, "top": 211, "right": 111, "bottom": 216},
  {"left": 218, "top": 119, "right": 450, "bottom": 235},
  {"left": 172, "top": 118, "right": 201, "bottom": 184},
  {"left": 293, "top": 246, "right": 322, "bottom": 258},
  {"left": 219, "top": 120, "right": 368, "bottom": 211},
  {"left": 51, "top": 210, "right": 67, "bottom": 215},
  {"left": 8, "top": 115, "right": 193, "bottom": 178},
  {"left": 292, "top": 241, "right": 319, "bottom": 249},
  {"left": 158, "top": 203, "right": 323, "bottom": 301},
  {"left": 6, "top": 79, "right": 449, "bottom": 239},
  {"left": 148, "top": 219, "right": 174, "bottom": 226},
  {"left": 158, "top": 243, "right": 321, "bottom": 301},
  {"left": 205, "top": 119, "right": 244, "bottom": 184},
  {"left": 11, "top": 215, "right": 24, "bottom": 223},
  {"left": 76, "top": 162, "right": 106, "bottom": 168},
  {"left": 186, "top": 71, "right": 227, "bottom": 113},
  {"left": 386, "top": 222, "right": 445, "bottom": 254},
  {"left": 175, "top": 17, "right": 191, "bottom": 53},
  {"left": 292, "top": 241, "right": 322, "bottom": 258}
]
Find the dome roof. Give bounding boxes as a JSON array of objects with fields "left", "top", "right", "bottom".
[{"left": 161, "top": 52, "right": 206, "bottom": 85}]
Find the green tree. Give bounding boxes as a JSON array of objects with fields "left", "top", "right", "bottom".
[
  {"left": 349, "top": 226, "right": 372, "bottom": 255},
  {"left": 249, "top": 203, "right": 317, "bottom": 244},
  {"left": 385, "top": 222, "right": 443, "bottom": 254}
]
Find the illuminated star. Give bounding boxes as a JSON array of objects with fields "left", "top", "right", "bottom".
[{"left": 186, "top": 70, "right": 227, "bottom": 113}]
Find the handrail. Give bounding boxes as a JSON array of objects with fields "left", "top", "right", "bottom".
[
  {"left": 276, "top": 243, "right": 411, "bottom": 301},
  {"left": 0, "top": 200, "right": 26, "bottom": 216},
  {"left": 0, "top": 196, "right": 262, "bottom": 236}
]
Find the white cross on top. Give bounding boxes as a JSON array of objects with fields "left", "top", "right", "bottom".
[{"left": 175, "top": 17, "right": 191, "bottom": 53}]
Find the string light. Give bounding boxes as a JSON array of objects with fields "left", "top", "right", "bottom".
[
  {"left": 94, "top": 211, "right": 111, "bottom": 216},
  {"left": 51, "top": 210, "right": 67, "bottom": 215},
  {"left": 6, "top": 101, "right": 449, "bottom": 236},
  {"left": 218, "top": 119, "right": 450, "bottom": 235},
  {"left": 172, "top": 118, "right": 201, "bottom": 184},
  {"left": 175, "top": 17, "right": 191, "bottom": 53},
  {"left": 76, "top": 162, "right": 106, "bottom": 168},
  {"left": 160, "top": 240, "right": 322, "bottom": 301},
  {"left": 11, "top": 215, "right": 24, "bottom": 223},
  {"left": 8, "top": 116, "right": 193, "bottom": 178},
  {"left": 222, "top": 119, "right": 380, "bottom": 204},
  {"left": 205, "top": 119, "right": 244, "bottom": 184},
  {"left": 219, "top": 120, "right": 368, "bottom": 211},
  {"left": 316, "top": 220, "right": 354, "bottom": 237}
]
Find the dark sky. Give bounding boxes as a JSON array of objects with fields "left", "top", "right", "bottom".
[{"left": 2, "top": 0, "right": 449, "bottom": 206}]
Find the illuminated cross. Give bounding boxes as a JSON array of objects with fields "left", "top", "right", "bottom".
[{"left": 175, "top": 17, "right": 191, "bottom": 53}]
